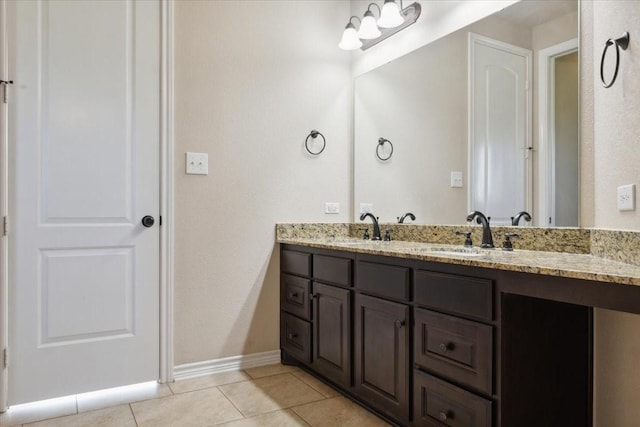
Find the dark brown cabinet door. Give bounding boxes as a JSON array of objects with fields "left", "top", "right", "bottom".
[
  {"left": 354, "top": 293, "right": 410, "bottom": 423},
  {"left": 312, "top": 283, "right": 351, "bottom": 387}
]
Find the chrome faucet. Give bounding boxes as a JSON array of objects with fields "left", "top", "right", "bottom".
[
  {"left": 397, "top": 212, "right": 416, "bottom": 224},
  {"left": 360, "top": 213, "right": 381, "bottom": 240},
  {"left": 466, "top": 211, "right": 494, "bottom": 248},
  {"left": 511, "top": 211, "right": 532, "bottom": 226}
]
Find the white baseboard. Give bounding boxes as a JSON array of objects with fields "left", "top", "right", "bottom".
[{"left": 173, "top": 350, "right": 281, "bottom": 381}]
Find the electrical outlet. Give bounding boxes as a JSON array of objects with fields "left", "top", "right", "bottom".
[
  {"left": 186, "top": 152, "right": 208, "bottom": 175},
  {"left": 359, "top": 203, "right": 373, "bottom": 214},
  {"left": 617, "top": 184, "right": 636, "bottom": 211},
  {"left": 325, "top": 202, "right": 340, "bottom": 214}
]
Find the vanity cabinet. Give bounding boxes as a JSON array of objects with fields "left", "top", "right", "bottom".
[
  {"left": 280, "top": 248, "right": 354, "bottom": 389},
  {"left": 280, "top": 244, "right": 593, "bottom": 427}
]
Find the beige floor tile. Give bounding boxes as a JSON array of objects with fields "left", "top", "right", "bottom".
[
  {"left": 290, "top": 370, "right": 340, "bottom": 398},
  {"left": 169, "top": 370, "right": 250, "bottom": 394},
  {"left": 216, "top": 409, "right": 309, "bottom": 427},
  {"left": 0, "top": 396, "right": 77, "bottom": 427},
  {"left": 292, "top": 396, "right": 391, "bottom": 427},
  {"left": 130, "top": 387, "right": 243, "bottom": 427},
  {"left": 76, "top": 382, "right": 172, "bottom": 413},
  {"left": 219, "top": 373, "right": 324, "bottom": 418},
  {"left": 24, "top": 404, "right": 136, "bottom": 427},
  {"left": 244, "top": 363, "right": 299, "bottom": 379}
]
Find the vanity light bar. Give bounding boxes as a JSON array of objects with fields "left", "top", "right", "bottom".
[
  {"left": 339, "top": 2, "right": 421, "bottom": 51},
  {"left": 361, "top": 2, "right": 421, "bottom": 51}
]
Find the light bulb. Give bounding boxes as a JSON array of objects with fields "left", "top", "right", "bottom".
[
  {"left": 358, "top": 10, "right": 381, "bottom": 40},
  {"left": 339, "top": 22, "right": 362, "bottom": 50},
  {"left": 378, "top": 0, "right": 404, "bottom": 29}
]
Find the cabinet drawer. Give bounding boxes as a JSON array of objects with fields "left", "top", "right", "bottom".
[
  {"left": 281, "top": 313, "right": 311, "bottom": 364},
  {"left": 282, "top": 249, "right": 311, "bottom": 277},
  {"left": 356, "top": 260, "right": 410, "bottom": 301},
  {"left": 281, "top": 274, "right": 311, "bottom": 320},
  {"left": 414, "top": 270, "right": 492, "bottom": 321},
  {"left": 415, "top": 309, "right": 493, "bottom": 394},
  {"left": 314, "top": 255, "right": 352, "bottom": 286},
  {"left": 414, "top": 370, "right": 492, "bottom": 427}
]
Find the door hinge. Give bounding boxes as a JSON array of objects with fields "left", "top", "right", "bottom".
[
  {"left": 2, "top": 348, "right": 7, "bottom": 369},
  {"left": 2, "top": 216, "right": 7, "bottom": 236},
  {"left": 159, "top": 216, "right": 162, "bottom": 226},
  {"left": 0, "top": 80, "right": 13, "bottom": 104}
]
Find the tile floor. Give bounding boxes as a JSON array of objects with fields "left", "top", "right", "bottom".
[{"left": 1, "top": 364, "right": 391, "bottom": 427}]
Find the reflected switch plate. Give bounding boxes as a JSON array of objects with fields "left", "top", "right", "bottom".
[{"left": 451, "top": 171, "right": 463, "bottom": 188}]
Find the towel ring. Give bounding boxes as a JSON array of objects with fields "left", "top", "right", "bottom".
[
  {"left": 305, "top": 130, "right": 326, "bottom": 155},
  {"left": 376, "top": 137, "right": 393, "bottom": 161},
  {"left": 600, "top": 32, "right": 629, "bottom": 88}
]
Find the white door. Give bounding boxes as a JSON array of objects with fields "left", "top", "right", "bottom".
[
  {"left": 469, "top": 33, "right": 531, "bottom": 225},
  {"left": 8, "top": 0, "right": 160, "bottom": 404}
]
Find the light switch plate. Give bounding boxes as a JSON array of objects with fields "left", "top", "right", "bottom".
[
  {"left": 617, "top": 184, "right": 635, "bottom": 211},
  {"left": 325, "top": 202, "right": 340, "bottom": 214},
  {"left": 451, "top": 171, "right": 463, "bottom": 188},
  {"left": 186, "top": 152, "right": 208, "bottom": 175}
]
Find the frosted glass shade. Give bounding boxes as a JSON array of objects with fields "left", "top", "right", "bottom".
[
  {"left": 339, "top": 24, "right": 362, "bottom": 50},
  {"left": 378, "top": 0, "right": 404, "bottom": 28},
  {"left": 358, "top": 11, "right": 381, "bottom": 39}
]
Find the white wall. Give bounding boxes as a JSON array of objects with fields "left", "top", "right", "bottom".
[
  {"left": 173, "top": 0, "right": 352, "bottom": 364},
  {"left": 585, "top": 1, "right": 640, "bottom": 426}
]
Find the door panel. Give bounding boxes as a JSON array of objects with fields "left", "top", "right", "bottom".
[
  {"left": 9, "top": 0, "right": 160, "bottom": 404},
  {"left": 469, "top": 34, "right": 531, "bottom": 225}
]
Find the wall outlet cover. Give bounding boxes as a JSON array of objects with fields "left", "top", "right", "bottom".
[
  {"left": 359, "top": 203, "right": 373, "bottom": 214},
  {"left": 617, "top": 184, "right": 635, "bottom": 211},
  {"left": 451, "top": 171, "right": 463, "bottom": 188},
  {"left": 325, "top": 202, "right": 340, "bottom": 214}
]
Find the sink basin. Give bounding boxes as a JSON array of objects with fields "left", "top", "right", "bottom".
[{"left": 415, "top": 246, "right": 488, "bottom": 257}]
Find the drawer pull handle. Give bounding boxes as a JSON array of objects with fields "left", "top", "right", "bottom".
[
  {"left": 439, "top": 342, "right": 454, "bottom": 353},
  {"left": 439, "top": 410, "right": 453, "bottom": 421},
  {"left": 309, "top": 293, "right": 318, "bottom": 300},
  {"left": 288, "top": 333, "right": 298, "bottom": 340},
  {"left": 288, "top": 292, "right": 299, "bottom": 299},
  {"left": 394, "top": 319, "right": 405, "bottom": 328}
]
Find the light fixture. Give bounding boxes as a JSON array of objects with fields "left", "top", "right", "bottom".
[
  {"left": 338, "top": 16, "right": 362, "bottom": 50},
  {"left": 358, "top": 4, "right": 382, "bottom": 40},
  {"left": 378, "top": 0, "right": 404, "bottom": 29},
  {"left": 339, "top": 1, "right": 421, "bottom": 51}
]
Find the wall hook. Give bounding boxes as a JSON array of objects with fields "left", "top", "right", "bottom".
[
  {"left": 305, "top": 130, "right": 326, "bottom": 155},
  {"left": 377, "top": 137, "right": 393, "bottom": 161},
  {"left": 600, "top": 32, "right": 630, "bottom": 88}
]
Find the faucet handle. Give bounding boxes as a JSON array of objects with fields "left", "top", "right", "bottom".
[
  {"left": 502, "top": 233, "right": 520, "bottom": 251},
  {"left": 384, "top": 229, "right": 392, "bottom": 242},
  {"left": 360, "top": 228, "right": 370, "bottom": 240},
  {"left": 455, "top": 231, "right": 473, "bottom": 247}
]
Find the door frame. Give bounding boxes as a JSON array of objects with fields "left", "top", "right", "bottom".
[
  {"left": 537, "top": 38, "right": 579, "bottom": 227},
  {"left": 0, "top": 0, "right": 176, "bottom": 411},
  {"left": 467, "top": 32, "right": 533, "bottom": 223}
]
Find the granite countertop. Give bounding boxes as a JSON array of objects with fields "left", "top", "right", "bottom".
[{"left": 277, "top": 236, "right": 640, "bottom": 287}]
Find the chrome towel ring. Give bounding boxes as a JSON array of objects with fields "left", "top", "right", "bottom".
[
  {"left": 305, "top": 130, "right": 326, "bottom": 155},
  {"left": 600, "top": 32, "right": 629, "bottom": 88},
  {"left": 377, "top": 137, "right": 393, "bottom": 161}
]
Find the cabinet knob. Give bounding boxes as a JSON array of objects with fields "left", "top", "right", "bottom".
[
  {"left": 439, "top": 410, "right": 453, "bottom": 421},
  {"left": 394, "top": 319, "right": 405, "bottom": 328},
  {"left": 288, "top": 292, "right": 298, "bottom": 299},
  {"left": 287, "top": 333, "right": 298, "bottom": 340},
  {"left": 439, "top": 342, "right": 453, "bottom": 353},
  {"left": 309, "top": 293, "right": 317, "bottom": 300}
]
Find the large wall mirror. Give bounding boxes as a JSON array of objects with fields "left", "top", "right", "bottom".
[{"left": 354, "top": 0, "right": 578, "bottom": 226}]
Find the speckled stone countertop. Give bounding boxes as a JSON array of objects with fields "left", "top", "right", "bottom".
[{"left": 276, "top": 224, "right": 640, "bottom": 286}]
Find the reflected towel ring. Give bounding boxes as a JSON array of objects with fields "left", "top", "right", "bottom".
[
  {"left": 305, "top": 130, "right": 326, "bottom": 155},
  {"left": 376, "top": 137, "right": 393, "bottom": 161},
  {"left": 600, "top": 32, "right": 629, "bottom": 88}
]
